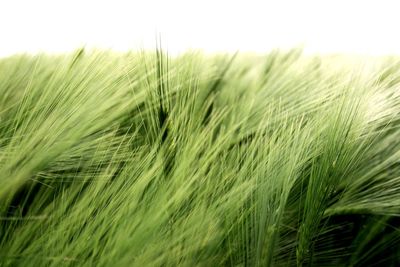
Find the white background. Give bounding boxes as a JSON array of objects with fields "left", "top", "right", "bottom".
[{"left": 1, "top": 0, "right": 400, "bottom": 57}]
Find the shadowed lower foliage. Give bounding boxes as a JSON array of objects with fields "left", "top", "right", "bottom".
[{"left": 1, "top": 49, "right": 400, "bottom": 266}]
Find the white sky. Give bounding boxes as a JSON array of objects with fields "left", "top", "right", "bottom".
[{"left": 1, "top": 0, "right": 400, "bottom": 57}]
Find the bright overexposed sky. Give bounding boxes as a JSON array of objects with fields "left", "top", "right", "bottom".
[{"left": 1, "top": 0, "right": 400, "bottom": 57}]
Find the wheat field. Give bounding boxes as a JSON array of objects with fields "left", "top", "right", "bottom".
[{"left": 1, "top": 49, "right": 400, "bottom": 266}]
